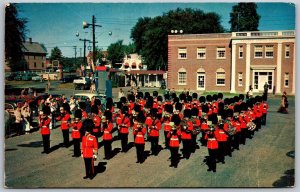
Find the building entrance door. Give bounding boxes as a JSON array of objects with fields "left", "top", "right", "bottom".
[
  {"left": 258, "top": 75, "right": 268, "bottom": 91},
  {"left": 197, "top": 73, "right": 205, "bottom": 90}
]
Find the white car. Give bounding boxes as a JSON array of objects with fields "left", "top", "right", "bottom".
[{"left": 74, "top": 93, "right": 106, "bottom": 102}]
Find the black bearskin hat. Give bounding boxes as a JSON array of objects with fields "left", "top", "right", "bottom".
[
  {"left": 192, "top": 92, "right": 198, "bottom": 99},
  {"left": 191, "top": 107, "right": 199, "bottom": 117},
  {"left": 151, "top": 108, "right": 158, "bottom": 117},
  {"left": 137, "top": 112, "right": 146, "bottom": 123},
  {"left": 128, "top": 94, "right": 135, "bottom": 102},
  {"left": 74, "top": 109, "right": 82, "bottom": 119},
  {"left": 202, "top": 104, "right": 209, "bottom": 113},
  {"left": 42, "top": 106, "right": 51, "bottom": 116},
  {"left": 239, "top": 94, "right": 245, "bottom": 101},
  {"left": 218, "top": 93, "right": 223, "bottom": 100},
  {"left": 116, "top": 102, "right": 123, "bottom": 110},
  {"left": 120, "top": 96, "right": 127, "bottom": 104},
  {"left": 153, "top": 91, "right": 158, "bottom": 97},
  {"left": 164, "top": 104, "right": 173, "bottom": 114},
  {"left": 91, "top": 105, "right": 98, "bottom": 114},
  {"left": 226, "top": 108, "right": 234, "bottom": 118},
  {"left": 157, "top": 95, "right": 163, "bottom": 102},
  {"left": 94, "top": 98, "right": 101, "bottom": 106},
  {"left": 137, "top": 92, "right": 144, "bottom": 99},
  {"left": 173, "top": 97, "right": 179, "bottom": 104},
  {"left": 233, "top": 104, "right": 241, "bottom": 113},
  {"left": 122, "top": 106, "right": 129, "bottom": 114},
  {"left": 171, "top": 114, "right": 181, "bottom": 126},
  {"left": 199, "top": 96, "right": 206, "bottom": 103},
  {"left": 104, "top": 110, "right": 112, "bottom": 121},
  {"left": 164, "top": 94, "right": 170, "bottom": 101},
  {"left": 179, "top": 93, "right": 186, "bottom": 102},
  {"left": 144, "top": 92, "right": 150, "bottom": 100},
  {"left": 171, "top": 92, "right": 177, "bottom": 100},
  {"left": 234, "top": 96, "right": 239, "bottom": 103},
  {"left": 187, "top": 95, "right": 192, "bottom": 102},
  {"left": 212, "top": 94, "right": 218, "bottom": 101},
  {"left": 106, "top": 97, "right": 113, "bottom": 104},
  {"left": 175, "top": 102, "right": 183, "bottom": 111},
  {"left": 82, "top": 119, "right": 94, "bottom": 133},
  {"left": 183, "top": 109, "right": 191, "bottom": 118},
  {"left": 206, "top": 95, "right": 212, "bottom": 102}
]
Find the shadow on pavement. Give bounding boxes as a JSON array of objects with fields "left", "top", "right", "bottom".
[
  {"left": 5, "top": 148, "right": 18, "bottom": 152},
  {"left": 110, "top": 147, "right": 121, "bottom": 159},
  {"left": 272, "top": 169, "right": 295, "bottom": 187},
  {"left": 17, "top": 141, "right": 43, "bottom": 148},
  {"left": 49, "top": 143, "right": 64, "bottom": 153},
  {"left": 94, "top": 162, "right": 107, "bottom": 177}
]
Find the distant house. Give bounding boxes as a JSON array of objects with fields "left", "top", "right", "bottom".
[
  {"left": 22, "top": 38, "right": 47, "bottom": 71},
  {"left": 5, "top": 38, "right": 47, "bottom": 72},
  {"left": 121, "top": 53, "right": 144, "bottom": 70}
]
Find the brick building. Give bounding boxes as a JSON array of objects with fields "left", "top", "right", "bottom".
[{"left": 167, "top": 30, "right": 295, "bottom": 95}]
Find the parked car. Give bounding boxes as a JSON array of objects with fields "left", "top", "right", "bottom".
[
  {"left": 22, "top": 73, "right": 36, "bottom": 81},
  {"left": 5, "top": 73, "right": 17, "bottom": 81},
  {"left": 74, "top": 93, "right": 106, "bottom": 110},
  {"left": 5, "top": 103, "right": 16, "bottom": 117},
  {"left": 61, "top": 75, "right": 80, "bottom": 83},
  {"left": 32, "top": 75, "right": 42, "bottom": 81},
  {"left": 73, "top": 77, "right": 91, "bottom": 90}
]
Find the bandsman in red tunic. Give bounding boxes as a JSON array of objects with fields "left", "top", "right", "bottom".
[
  {"left": 261, "top": 99, "right": 269, "bottom": 126},
  {"left": 148, "top": 108, "right": 162, "bottom": 156},
  {"left": 167, "top": 122, "right": 181, "bottom": 168},
  {"left": 205, "top": 125, "right": 218, "bottom": 172},
  {"left": 56, "top": 107, "right": 71, "bottom": 147},
  {"left": 214, "top": 119, "right": 228, "bottom": 164},
  {"left": 70, "top": 109, "right": 83, "bottom": 157},
  {"left": 133, "top": 113, "right": 147, "bottom": 163},
  {"left": 91, "top": 105, "right": 101, "bottom": 140},
  {"left": 39, "top": 109, "right": 51, "bottom": 154},
  {"left": 81, "top": 119, "right": 98, "bottom": 180},
  {"left": 181, "top": 109, "right": 193, "bottom": 159},
  {"left": 162, "top": 103, "right": 173, "bottom": 149},
  {"left": 117, "top": 106, "right": 131, "bottom": 152},
  {"left": 101, "top": 110, "right": 114, "bottom": 160}
]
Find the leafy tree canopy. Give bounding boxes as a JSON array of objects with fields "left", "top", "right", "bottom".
[
  {"left": 229, "top": 3, "right": 260, "bottom": 32},
  {"left": 50, "top": 46, "right": 63, "bottom": 61},
  {"left": 5, "top": 3, "right": 28, "bottom": 71},
  {"left": 107, "top": 40, "right": 125, "bottom": 68},
  {"left": 131, "top": 8, "right": 225, "bottom": 70}
]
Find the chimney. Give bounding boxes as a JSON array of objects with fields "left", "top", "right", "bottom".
[{"left": 29, "top": 38, "right": 32, "bottom": 44}]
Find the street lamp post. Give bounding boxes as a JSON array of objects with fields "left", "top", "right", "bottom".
[{"left": 79, "top": 38, "right": 91, "bottom": 76}]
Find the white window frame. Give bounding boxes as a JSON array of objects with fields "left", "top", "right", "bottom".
[
  {"left": 216, "top": 47, "right": 226, "bottom": 59},
  {"left": 265, "top": 45, "right": 274, "bottom": 58},
  {"left": 238, "top": 72, "right": 243, "bottom": 87},
  {"left": 285, "top": 45, "right": 290, "bottom": 58},
  {"left": 197, "top": 47, "right": 206, "bottom": 59},
  {"left": 254, "top": 45, "right": 263, "bottom": 58},
  {"left": 178, "top": 48, "right": 187, "bottom": 59},
  {"left": 178, "top": 68, "right": 187, "bottom": 85},
  {"left": 239, "top": 46, "right": 243, "bottom": 59},
  {"left": 284, "top": 73, "right": 289, "bottom": 88},
  {"left": 216, "top": 68, "right": 225, "bottom": 86}
]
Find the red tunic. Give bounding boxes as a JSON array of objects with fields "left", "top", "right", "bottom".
[
  {"left": 168, "top": 130, "right": 181, "bottom": 147},
  {"left": 92, "top": 115, "right": 101, "bottom": 133},
  {"left": 70, "top": 121, "right": 82, "bottom": 139},
  {"left": 181, "top": 121, "right": 193, "bottom": 140},
  {"left": 214, "top": 128, "right": 228, "bottom": 142},
  {"left": 149, "top": 119, "right": 162, "bottom": 137},
  {"left": 133, "top": 127, "right": 147, "bottom": 144},
  {"left": 118, "top": 116, "right": 130, "bottom": 134},
  {"left": 39, "top": 117, "right": 51, "bottom": 135},
  {"left": 101, "top": 122, "right": 113, "bottom": 140},
  {"left": 205, "top": 135, "right": 218, "bottom": 149},
  {"left": 81, "top": 134, "right": 98, "bottom": 158},
  {"left": 56, "top": 113, "right": 70, "bottom": 130}
]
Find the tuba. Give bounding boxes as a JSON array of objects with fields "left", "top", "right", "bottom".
[
  {"left": 247, "top": 121, "right": 256, "bottom": 131},
  {"left": 224, "top": 119, "right": 237, "bottom": 136},
  {"left": 191, "top": 116, "right": 201, "bottom": 135}
]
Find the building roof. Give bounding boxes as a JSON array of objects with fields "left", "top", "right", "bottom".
[{"left": 22, "top": 41, "right": 47, "bottom": 54}]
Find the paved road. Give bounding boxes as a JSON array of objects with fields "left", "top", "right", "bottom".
[{"left": 4, "top": 96, "right": 295, "bottom": 188}]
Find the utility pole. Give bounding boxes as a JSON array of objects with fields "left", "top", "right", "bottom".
[
  {"left": 79, "top": 38, "right": 91, "bottom": 75},
  {"left": 73, "top": 46, "right": 77, "bottom": 67}
]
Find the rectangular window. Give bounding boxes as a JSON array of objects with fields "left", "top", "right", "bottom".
[
  {"left": 254, "top": 72, "right": 259, "bottom": 89},
  {"left": 217, "top": 47, "right": 226, "bottom": 59},
  {"left": 265, "top": 45, "right": 274, "bottom": 58},
  {"left": 197, "top": 48, "right": 206, "bottom": 59},
  {"left": 178, "top": 72, "right": 187, "bottom": 85},
  {"left": 42, "top": 62, "right": 44, "bottom": 68},
  {"left": 254, "top": 45, "right": 263, "bottom": 58},
  {"left": 178, "top": 48, "right": 187, "bottom": 59},
  {"left": 284, "top": 73, "right": 289, "bottom": 87},
  {"left": 239, "top": 46, "right": 243, "bottom": 58},
  {"left": 34, "top": 62, "right": 37, "bottom": 68},
  {"left": 216, "top": 72, "right": 225, "bottom": 86},
  {"left": 238, "top": 73, "right": 243, "bottom": 86},
  {"left": 285, "top": 45, "right": 290, "bottom": 58}
]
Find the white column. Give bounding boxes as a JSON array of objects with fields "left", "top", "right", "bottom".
[
  {"left": 156, "top": 75, "right": 158, "bottom": 87},
  {"left": 276, "top": 43, "right": 282, "bottom": 94},
  {"left": 245, "top": 43, "right": 251, "bottom": 92},
  {"left": 292, "top": 43, "right": 295, "bottom": 95},
  {"left": 230, "top": 43, "right": 236, "bottom": 93},
  {"left": 124, "top": 75, "right": 127, "bottom": 87},
  {"left": 147, "top": 75, "right": 150, "bottom": 87}
]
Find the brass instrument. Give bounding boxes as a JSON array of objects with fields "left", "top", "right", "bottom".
[
  {"left": 224, "top": 119, "right": 237, "bottom": 136},
  {"left": 180, "top": 118, "right": 191, "bottom": 133},
  {"left": 191, "top": 116, "right": 201, "bottom": 135},
  {"left": 247, "top": 121, "right": 256, "bottom": 131}
]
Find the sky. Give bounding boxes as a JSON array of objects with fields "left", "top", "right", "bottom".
[{"left": 15, "top": 2, "right": 295, "bottom": 58}]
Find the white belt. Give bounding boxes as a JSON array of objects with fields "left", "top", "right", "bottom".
[
  {"left": 208, "top": 138, "right": 216, "bottom": 141},
  {"left": 164, "top": 123, "right": 170, "bottom": 126},
  {"left": 42, "top": 126, "right": 48, "bottom": 128},
  {"left": 73, "top": 130, "right": 79, "bottom": 132},
  {"left": 170, "top": 138, "right": 178, "bottom": 141},
  {"left": 136, "top": 135, "right": 143, "bottom": 137},
  {"left": 104, "top": 131, "right": 110, "bottom": 134}
]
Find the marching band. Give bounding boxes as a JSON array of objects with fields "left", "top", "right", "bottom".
[{"left": 39, "top": 90, "right": 268, "bottom": 178}]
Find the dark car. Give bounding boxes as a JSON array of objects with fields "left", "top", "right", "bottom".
[{"left": 61, "top": 75, "right": 80, "bottom": 83}]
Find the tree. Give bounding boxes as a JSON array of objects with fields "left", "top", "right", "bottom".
[
  {"left": 50, "top": 46, "right": 63, "bottom": 61},
  {"left": 107, "top": 40, "right": 125, "bottom": 68},
  {"left": 5, "top": 3, "right": 28, "bottom": 71},
  {"left": 131, "top": 8, "right": 225, "bottom": 70},
  {"left": 124, "top": 43, "right": 136, "bottom": 55},
  {"left": 229, "top": 3, "right": 260, "bottom": 32}
]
